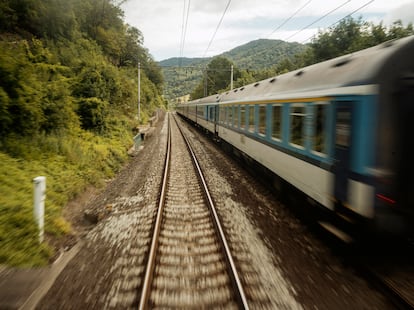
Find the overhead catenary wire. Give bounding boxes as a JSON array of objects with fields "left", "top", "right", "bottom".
[
  {"left": 161, "top": 0, "right": 368, "bottom": 77},
  {"left": 179, "top": 0, "right": 191, "bottom": 66},
  {"left": 179, "top": 0, "right": 186, "bottom": 62},
  {"left": 285, "top": 0, "right": 352, "bottom": 41},
  {"left": 203, "top": 0, "right": 232, "bottom": 58},
  {"left": 176, "top": 0, "right": 373, "bottom": 65},
  {"left": 300, "top": 0, "right": 376, "bottom": 44},
  {"left": 266, "top": 0, "right": 313, "bottom": 38},
  {"left": 164, "top": 0, "right": 374, "bottom": 71}
]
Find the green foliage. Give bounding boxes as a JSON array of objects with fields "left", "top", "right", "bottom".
[
  {"left": 221, "top": 39, "right": 305, "bottom": 70},
  {"left": 0, "top": 40, "right": 42, "bottom": 135},
  {"left": 191, "top": 56, "right": 237, "bottom": 99},
  {"left": 0, "top": 0, "right": 165, "bottom": 266},
  {"left": 308, "top": 17, "right": 414, "bottom": 65},
  {"left": 0, "top": 87, "right": 12, "bottom": 133},
  {"left": 119, "top": 26, "right": 144, "bottom": 66},
  {"left": 160, "top": 40, "right": 306, "bottom": 100},
  {"left": 233, "top": 70, "right": 256, "bottom": 89},
  {"left": 162, "top": 60, "right": 207, "bottom": 100},
  {"left": 0, "top": 39, "right": 80, "bottom": 136},
  {"left": 74, "top": 65, "right": 118, "bottom": 103},
  {"left": 77, "top": 97, "right": 109, "bottom": 132},
  {"left": 0, "top": 0, "right": 77, "bottom": 39},
  {"left": 0, "top": 130, "right": 130, "bottom": 266}
]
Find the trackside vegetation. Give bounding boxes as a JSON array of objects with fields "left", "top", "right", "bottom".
[{"left": 0, "top": 0, "right": 165, "bottom": 266}]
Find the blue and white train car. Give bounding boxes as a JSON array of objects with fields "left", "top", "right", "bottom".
[
  {"left": 177, "top": 35, "right": 414, "bottom": 235},
  {"left": 183, "top": 94, "right": 220, "bottom": 133}
]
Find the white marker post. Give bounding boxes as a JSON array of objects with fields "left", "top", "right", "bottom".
[{"left": 33, "top": 176, "right": 46, "bottom": 243}]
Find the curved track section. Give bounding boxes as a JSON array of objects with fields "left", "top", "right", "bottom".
[{"left": 139, "top": 113, "right": 248, "bottom": 309}]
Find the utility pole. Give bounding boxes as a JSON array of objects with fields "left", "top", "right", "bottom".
[
  {"left": 137, "top": 62, "right": 141, "bottom": 122},
  {"left": 230, "top": 65, "right": 234, "bottom": 90}
]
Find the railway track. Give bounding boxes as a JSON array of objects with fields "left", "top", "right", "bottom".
[
  {"left": 360, "top": 250, "right": 414, "bottom": 310},
  {"left": 138, "top": 113, "right": 249, "bottom": 309},
  {"left": 370, "top": 270, "right": 414, "bottom": 309}
]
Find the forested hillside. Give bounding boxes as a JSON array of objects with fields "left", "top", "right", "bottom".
[
  {"left": 221, "top": 39, "right": 305, "bottom": 70},
  {"left": 160, "top": 58, "right": 208, "bottom": 101},
  {"left": 160, "top": 40, "right": 305, "bottom": 100},
  {"left": 0, "top": 0, "right": 164, "bottom": 266}
]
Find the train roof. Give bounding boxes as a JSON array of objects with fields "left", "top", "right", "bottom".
[{"left": 187, "top": 35, "right": 414, "bottom": 105}]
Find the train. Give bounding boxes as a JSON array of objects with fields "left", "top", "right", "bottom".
[{"left": 176, "top": 35, "right": 414, "bottom": 239}]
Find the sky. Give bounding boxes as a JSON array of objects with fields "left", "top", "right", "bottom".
[{"left": 120, "top": 0, "right": 414, "bottom": 61}]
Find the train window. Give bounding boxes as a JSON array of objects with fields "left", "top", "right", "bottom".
[
  {"left": 258, "top": 105, "right": 266, "bottom": 136},
  {"left": 197, "top": 107, "right": 204, "bottom": 117},
  {"left": 290, "top": 104, "right": 305, "bottom": 147},
  {"left": 208, "top": 106, "right": 215, "bottom": 121},
  {"left": 272, "top": 105, "right": 282, "bottom": 140},
  {"left": 248, "top": 105, "right": 255, "bottom": 132},
  {"left": 219, "top": 106, "right": 226, "bottom": 124},
  {"left": 240, "top": 105, "right": 246, "bottom": 129},
  {"left": 234, "top": 106, "right": 239, "bottom": 128},
  {"left": 336, "top": 110, "right": 351, "bottom": 147},
  {"left": 228, "top": 106, "right": 233, "bottom": 126},
  {"left": 313, "top": 103, "right": 328, "bottom": 154}
]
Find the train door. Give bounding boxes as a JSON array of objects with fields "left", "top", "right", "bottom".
[
  {"left": 214, "top": 105, "right": 218, "bottom": 135},
  {"left": 333, "top": 101, "right": 354, "bottom": 206}
]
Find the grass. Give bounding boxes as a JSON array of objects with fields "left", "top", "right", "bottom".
[{"left": 0, "top": 128, "right": 132, "bottom": 267}]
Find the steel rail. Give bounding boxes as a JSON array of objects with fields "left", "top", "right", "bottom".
[
  {"left": 138, "top": 114, "right": 172, "bottom": 310},
  {"left": 366, "top": 267, "right": 414, "bottom": 310},
  {"left": 173, "top": 115, "right": 250, "bottom": 310}
]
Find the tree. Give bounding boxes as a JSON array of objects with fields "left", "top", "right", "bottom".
[
  {"left": 191, "top": 56, "right": 237, "bottom": 99},
  {"left": 77, "top": 97, "right": 108, "bottom": 132},
  {"left": 368, "top": 22, "right": 387, "bottom": 46},
  {"left": 119, "top": 26, "right": 144, "bottom": 67},
  {"left": 233, "top": 70, "right": 256, "bottom": 88},
  {"left": 298, "top": 17, "right": 414, "bottom": 67},
  {"left": 387, "top": 20, "right": 414, "bottom": 40},
  {"left": 310, "top": 17, "right": 365, "bottom": 63}
]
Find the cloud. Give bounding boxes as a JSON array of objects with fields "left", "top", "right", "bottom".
[
  {"left": 121, "top": 0, "right": 414, "bottom": 60},
  {"left": 385, "top": 2, "right": 414, "bottom": 25}
]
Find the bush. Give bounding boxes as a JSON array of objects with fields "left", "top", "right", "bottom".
[
  {"left": 77, "top": 97, "right": 109, "bottom": 132},
  {"left": 0, "top": 128, "right": 131, "bottom": 266}
]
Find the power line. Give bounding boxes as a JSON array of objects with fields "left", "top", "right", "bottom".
[
  {"left": 266, "top": 0, "right": 313, "bottom": 38},
  {"left": 203, "top": 0, "right": 232, "bottom": 58},
  {"left": 179, "top": 0, "right": 186, "bottom": 62},
  {"left": 300, "top": 0, "right": 375, "bottom": 44},
  {"left": 179, "top": 0, "right": 191, "bottom": 64},
  {"left": 285, "top": 0, "right": 351, "bottom": 41},
  {"left": 179, "top": 0, "right": 191, "bottom": 66}
]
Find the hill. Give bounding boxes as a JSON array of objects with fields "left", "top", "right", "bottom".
[
  {"left": 159, "top": 39, "right": 307, "bottom": 100},
  {"left": 221, "top": 39, "right": 305, "bottom": 69}
]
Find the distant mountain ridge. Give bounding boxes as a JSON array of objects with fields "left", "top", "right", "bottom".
[
  {"left": 221, "top": 39, "right": 305, "bottom": 69},
  {"left": 160, "top": 57, "right": 206, "bottom": 68},
  {"left": 159, "top": 39, "right": 306, "bottom": 100}
]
